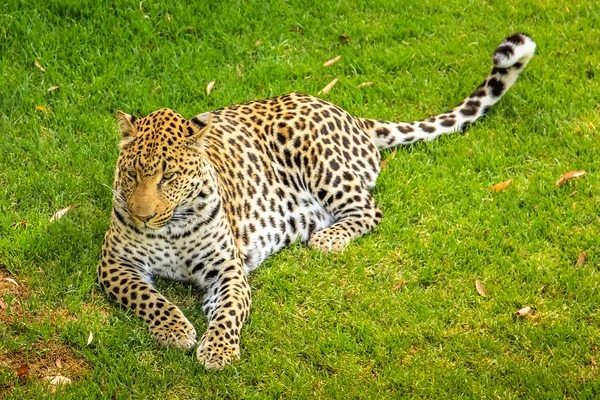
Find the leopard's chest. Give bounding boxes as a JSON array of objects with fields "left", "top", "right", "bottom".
[{"left": 125, "top": 220, "right": 222, "bottom": 281}]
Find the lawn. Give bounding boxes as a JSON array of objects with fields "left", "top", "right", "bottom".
[{"left": 1, "top": 0, "right": 599, "bottom": 398}]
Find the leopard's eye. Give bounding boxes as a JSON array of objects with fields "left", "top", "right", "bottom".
[
  {"left": 161, "top": 172, "right": 175, "bottom": 184},
  {"left": 126, "top": 169, "right": 137, "bottom": 180}
]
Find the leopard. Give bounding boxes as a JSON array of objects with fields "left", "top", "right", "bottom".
[{"left": 98, "top": 33, "right": 535, "bottom": 369}]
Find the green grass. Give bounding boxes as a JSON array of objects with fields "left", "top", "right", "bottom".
[{"left": 1, "top": 0, "right": 599, "bottom": 398}]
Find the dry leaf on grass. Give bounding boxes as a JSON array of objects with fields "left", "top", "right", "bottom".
[
  {"left": 323, "top": 56, "right": 341, "bottom": 67},
  {"left": 475, "top": 279, "right": 487, "bottom": 297},
  {"left": 86, "top": 332, "right": 93, "bottom": 346},
  {"left": 55, "top": 359, "right": 62, "bottom": 369},
  {"left": 166, "top": 13, "right": 171, "bottom": 22},
  {"left": 46, "top": 375, "right": 72, "bottom": 387},
  {"left": 206, "top": 81, "right": 215, "bottom": 96},
  {"left": 556, "top": 170, "right": 585, "bottom": 187},
  {"left": 11, "top": 221, "right": 30, "bottom": 229},
  {"left": 576, "top": 251, "right": 587, "bottom": 267},
  {"left": 35, "top": 59, "right": 46, "bottom": 72},
  {"left": 358, "top": 82, "right": 374, "bottom": 88},
  {"left": 151, "top": 85, "right": 161, "bottom": 94},
  {"left": 318, "top": 78, "right": 338, "bottom": 95},
  {"left": 3, "top": 278, "right": 19, "bottom": 287},
  {"left": 392, "top": 279, "right": 408, "bottom": 291},
  {"left": 490, "top": 179, "right": 513, "bottom": 192},
  {"left": 255, "top": 38, "right": 262, "bottom": 46},
  {"left": 339, "top": 33, "right": 350, "bottom": 42},
  {"left": 50, "top": 205, "right": 77, "bottom": 222},
  {"left": 17, "top": 363, "right": 29, "bottom": 377},
  {"left": 380, "top": 149, "right": 397, "bottom": 169},
  {"left": 515, "top": 306, "right": 531, "bottom": 317},
  {"left": 47, "top": 86, "right": 60, "bottom": 92},
  {"left": 36, "top": 105, "right": 48, "bottom": 112}
]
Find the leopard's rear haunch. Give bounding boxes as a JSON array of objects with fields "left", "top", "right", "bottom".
[
  {"left": 365, "top": 33, "right": 536, "bottom": 148},
  {"left": 99, "top": 33, "right": 535, "bottom": 369}
]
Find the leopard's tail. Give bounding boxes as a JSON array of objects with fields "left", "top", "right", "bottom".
[{"left": 362, "top": 33, "right": 536, "bottom": 150}]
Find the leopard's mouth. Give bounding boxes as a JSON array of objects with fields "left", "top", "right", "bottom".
[{"left": 128, "top": 209, "right": 173, "bottom": 230}]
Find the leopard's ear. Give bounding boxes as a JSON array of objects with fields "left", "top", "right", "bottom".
[
  {"left": 186, "top": 112, "right": 211, "bottom": 139},
  {"left": 116, "top": 111, "right": 138, "bottom": 139}
]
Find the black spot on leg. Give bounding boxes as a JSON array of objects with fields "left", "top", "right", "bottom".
[{"left": 205, "top": 269, "right": 218, "bottom": 280}]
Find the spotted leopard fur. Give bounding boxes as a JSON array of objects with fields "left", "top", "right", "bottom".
[{"left": 98, "top": 34, "right": 535, "bottom": 369}]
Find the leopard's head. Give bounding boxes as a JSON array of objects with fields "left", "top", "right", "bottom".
[{"left": 113, "top": 108, "right": 211, "bottom": 229}]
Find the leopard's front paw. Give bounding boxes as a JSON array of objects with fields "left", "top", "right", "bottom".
[
  {"left": 149, "top": 312, "right": 197, "bottom": 349},
  {"left": 308, "top": 230, "right": 349, "bottom": 253},
  {"left": 196, "top": 326, "right": 240, "bottom": 369}
]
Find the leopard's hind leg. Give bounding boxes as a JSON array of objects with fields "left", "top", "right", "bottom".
[{"left": 308, "top": 167, "right": 382, "bottom": 253}]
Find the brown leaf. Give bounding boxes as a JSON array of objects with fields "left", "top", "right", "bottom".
[
  {"left": 50, "top": 205, "right": 78, "bottom": 222},
  {"left": 166, "top": 13, "right": 172, "bottom": 22},
  {"left": 151, "top": 85, "right": 161, "bottom": 94},
  {"left": 17, "top": 363, "right": 29, "bottom": 377},
  {"left": 47, "top": 86, "right": 60, "bottom": 92},
  {"left": 576, "top": 250, "right": 587, "bottom": 267},
  {"left": 358, "top": 82, "right": 374, "bottom": 88},
  {"left": 55, "top": 359, "right": 62, "bottom": 369},
  {"left": 393, "top": 279, "right": 408, "bottom": 291},
  {"left": 318, "top": 78, "right": 338, "bottom": 95},
  {"left": 490, "top": 179, "right": 513, "bottom": 192},
  {"left": 255, "top": 38, "right": 262, "bottom": 46},
  {"left": 11, "top": 221, "right": 31, "bottom": 229},
  {"left": 475, "top": 279, "right": 487, "bottom": 297},
  {"left": 206, "top": 81, "right": 215, "bottom": 96},
  {"left": 35, "top": 59, "right": 46, "bottom": 72},
  {"left": 36, "top": 105, "right": 48, "bottom": 112},
  {"left": 380, "top": 149, "right": 397, "bottom": 169},
  {"left": 339, "top": 33, "right": 350, "bottom": 42},
  {"left": 556, "top": 170, "right": 585, "bottom": 187},
  {"left": 515, "top": 306, "right": 531, "bottom": 317},
  {"left": 323, "top": 56, "right": 341, "bottom": 67},
  {"left": 289, "top": 27, "right": 303, "bottom": 34}
]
